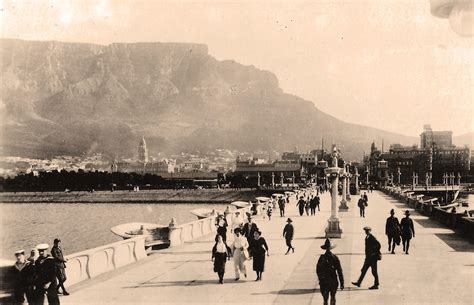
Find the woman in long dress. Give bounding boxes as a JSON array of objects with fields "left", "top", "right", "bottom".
[
  {"left": 212, "top": 234, "right": 231, "bottom": 284},
  {"left": 251, "top": 230, "right": 269, "bottom": 281},
  {"left": 231, "top": 228, "right": 249, "bottom": 281}
]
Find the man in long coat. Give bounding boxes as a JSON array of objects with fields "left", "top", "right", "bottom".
[
  {"left": 316, "top": 239, "right": 344, "bottom": 305},
  {"left": 282, "top": 218, "right": 295, "bottom": 255},
  {"left": 400, "top": 210, "right": 415, "bottom": 254},
  {"left": 51, "top": 238, "right": 69, "bottom": 295},
  {"left": 352, "top": 226, "right": 381, "bottom": 290},
  {"left": 385, "top": 209, "right": 401, "bottom": 254}
]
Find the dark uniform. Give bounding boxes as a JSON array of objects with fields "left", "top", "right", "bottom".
[
  {"left": 353, "top": 232, "right": 381, "bottom": 289},
  {"left": 400, "top": 216, "right": 415, "bottom": 254},
  {"left": 242, "top": 221, "right": 258, "bottom": 255},
  {"left": 385, "top": 215, "right": 400, "bottom": 253},
  {"left": 51, "top": 244, "right": 68, "bottom": 295},
  {"left": 282, "top": 221, "right": 294, "bottom": 254},
  {"left": 9, "top": 260, "right": 36, "bottom": 305},
  {"left": 35, "top": 255, "right": 60, "bottom": 305},
  {"left": 316, "top": 240, "right": 344, "bottom": 305},
  {"left": 357, "top": 198, "right": 366, "bottom": 217}
]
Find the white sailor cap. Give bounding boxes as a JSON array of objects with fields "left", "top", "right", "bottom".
[
  {"left": 36, "top": 243, "right": 49, "bottom": 251},
  {"left": 14, "top": 249, "right": 25, "bottom": 256}
]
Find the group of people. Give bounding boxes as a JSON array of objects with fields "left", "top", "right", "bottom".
[
  {"left": 296, "top": 194, "right": 321, "bottom": 216},
  {"left": 385, "top": 209, "right": 415, "bottom": 254},
  {"left": 211, "top": 214, "right": 270, "bottom": 284},
  {"left": 8, "top": 239, "right": 69, "bottom": 305}
]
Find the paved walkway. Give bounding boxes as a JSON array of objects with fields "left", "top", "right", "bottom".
[{"left": 63, "top": 191, "right": 473, "bottom": 305}]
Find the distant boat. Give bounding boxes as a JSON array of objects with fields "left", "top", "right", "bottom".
[
  {"left": 231, "top": 201, "right": 251, "bottom": 209},
  {"left": 255, "top": 196, "right": 271, "bottom": 202},
  {"left": 110, "top": 222, "right": 170, "bottom": 250},
  {"left": 190, "top": 208, "right": 220, "bottom": 219}
]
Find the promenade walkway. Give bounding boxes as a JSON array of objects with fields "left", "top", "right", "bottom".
[{"left": 64, "top": 191, "right": 473, "bottom": 305}]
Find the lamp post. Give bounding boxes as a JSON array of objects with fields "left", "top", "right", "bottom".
[
  {"left": 271, "top": 172, "right": 275, "bottom": 188},
  {"left": 339, "top": 161, "right": 349, "bottom": 211},
  {"left": 257, "top": 172, "right": 261, "bottom": 188},
  {"left": 354, "top": 167, "right": 360, "bottom": 195},
  {"left": 324, "top": 146, "right": 343, "bottom": 238},
  {"left": 345, "top": 164, "right": 351, "bottom": 201},
  {"left": 397, "top": 167, "right": 401, "bottom": 185}
]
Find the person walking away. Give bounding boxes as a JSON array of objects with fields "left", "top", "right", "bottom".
[
  {"left": 385, "top": 209, "right": 401, "bottom": 254},
  {"left": 363, "top": 192, "right": 369, "bottom": 203},
  {"left": 212, "top": 234, "right": 231, "bottom": 284},
  {"left": 305, "top": 198, "right": 311, "bottom": 216},
  {"left": 35, "top": 243, "right": 60, "bottom": 305},
  {"left": 242, "top": 216, "right": 258, "bottom": 255},
  {"left": 251, "top": 230, "right": 269, "bottom": 281},
  {"left": 266, "top": 205, "right": 273, "bottom": 220},
  {"left": 9, "top": 250, "right": 35, "bottom": 305},
  {"left": 400, "top": 210, "right": 415, "bottom": 254},
  {"left": 352, "top": 226, "right": 381, "bottom": 290},
  {"left": 283, "top": 218, "right": 295, "bottom": 255},
  {"left": 279, "top": 196, "right": 286, "bottom": 217},
  {"left": 51, "top": 238, "right": 69, "bottom": 296},
  {"left": 231, "top": 228, "right": 249, "bottom": 281},
  {"left": 216, "top": 215, "right": 228, "bottom": 242},
  {"left": 357, "top": 195, "right": 366, "bottom": 218},
  {"left": 316, "top": 239, "right": 344, "bottom": 305},
  {"left": 309, "top": 196, "right": 317, "bottom": 215},
  {"left": 296, "top": 196, "right": 306, "bottom": 216}
]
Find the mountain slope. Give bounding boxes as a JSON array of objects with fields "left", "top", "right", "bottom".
[{"left": 0, "top": 39, "right": 417, "bottom": 160}]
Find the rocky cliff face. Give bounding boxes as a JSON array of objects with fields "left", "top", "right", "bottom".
[{"left": 1, "top": 39, "right": 416, "bottom": 160}]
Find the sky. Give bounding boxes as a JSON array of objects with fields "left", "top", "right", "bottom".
[{"left": 1, "top": 0, "right": 473, "bottom": 137}]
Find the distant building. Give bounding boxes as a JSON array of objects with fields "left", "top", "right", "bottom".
[{"left": 420, "top": 124, "right": 452, "bottom": 149}]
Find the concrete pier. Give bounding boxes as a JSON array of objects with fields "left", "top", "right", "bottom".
[{"left": 62, "top": 191, "right": 473, "bottom": 305}]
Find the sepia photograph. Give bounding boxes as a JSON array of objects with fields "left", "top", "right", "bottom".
[{"left": 0, "top": 0, "right": 473, "bottom": 304}]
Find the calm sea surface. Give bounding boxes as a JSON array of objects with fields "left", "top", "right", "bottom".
[{"left": 0, "top": 203, "right": 228, "bottom": 260}]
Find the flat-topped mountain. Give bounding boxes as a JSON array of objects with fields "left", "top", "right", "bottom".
[{"left": 1, "top": 39, "right": 420, "bottom": 160}]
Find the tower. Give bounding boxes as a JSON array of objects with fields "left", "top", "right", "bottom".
[{"left": 138, "top": 137, "right": 148, "bottom": 165}]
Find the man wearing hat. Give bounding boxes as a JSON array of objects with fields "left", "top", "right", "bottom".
[
  {"left": 35, "top": 243, "right": 60, "bottom": 305},
  {"left": 51, "top": 238, "right": 69, "bottom": 295},
  {"left": 385, "top": 209, "right": 401, "bottom": 254},
  {"left": 400, "top": 210, "right": 415, "bottom": 254},
  {"left": 316, "top": 239, "right": 344, "bottom": 305},
  {"left": 9, "top": 249, "right": 36, "bottom": 305},
  {"left": 282, "top": 218, "right": 295, "bottom": 255},
  {"left": 352, "top": 226, "right": 381, "bottom": 290},
  {"left": 242, "top": 216, "right": 258, "bottom": 255}
]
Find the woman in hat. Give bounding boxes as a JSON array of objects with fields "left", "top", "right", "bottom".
[
  {"left": 216, "top": 215, "right": 228, "bottom": 243},
  {"left": 52, "top": 238, "right": 69, "bottom": 295},
  {"left": 231, "top": 228, "right": 249, "bottom": 281},
  {"left": 282, "top": 218, "right": 295, "bottom": 255},
  {"left": 400, "top": 210, "right": 415, "bottom": 254},
  {"left": 211, "top": 234, "right": 231, "bottom": 284},
  {"left": 251, "top": 230, "right": 269, "bottom": 281},
  {"left": 385, "top": 209, "right": 401, "bottom": 254},
  {"left": 316, "top": 239, "right": 344, "bottom": 305}
]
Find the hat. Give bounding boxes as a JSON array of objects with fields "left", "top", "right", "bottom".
[
  {"left": 321, "top": 238, "right": 336, "bottom": 250},
  {"left": 390, "top": 209, "right": 395, "bottom": 214},
  {"left": 36, "top": 243, "right": 49, "bottom": 251},
  {"left": 54, "top": 238, "right": 61, "bottom": 244},
  {"left": 363, "top": 226, "right": 372, "bottom": 231},
  {"left": 14, "top": 250, "right": 25, "bottom": 256},
  {"left": 287, "top": 218, "right": 293, "bottom": 223},
  {"left": 405, "top": 210, "right": 410, "bottom": 216}
]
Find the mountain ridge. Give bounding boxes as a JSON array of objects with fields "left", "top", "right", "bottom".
[{"left": 0, "top": 38, "right": 440, "bottom": 161}]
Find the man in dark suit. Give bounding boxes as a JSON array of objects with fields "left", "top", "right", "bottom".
[
  {"left": 282, "top": 218, "right": 295, "bottom": 255},
  {"left": 316, "top": 239, "right": 344, "bottom": 305},
  {"left": 352, "top": 226, "right": 381, "bottom": 290},
  {"left": 51, "top": 238, "right": 69, "bottom": 296},
  {"left": 242, "top": 216, "right": 258, "bottom": 255},
  {"left": 357, "top": 195, "right": 366, "bottom": 217},
  {"left": 400, "top": 210, "right": 415, "bottom": 254},
  {"left": 385, "top": 209, "right": 401, "bottom": 254}
]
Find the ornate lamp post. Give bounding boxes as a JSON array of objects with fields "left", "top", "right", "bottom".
[
  {"left": 397, "top": 167, "right": 401, "bottom": 185},
  {"left": 456, "top": 172, "right": 461, "bottom": 185},
  {"left": 339, "top": 161, "right": 349, "bottom": 211},
  {"left": 345, "top": 164, "right": 351, "bottom": 201},
  {"left": 271, "top": 172, "right": 275, "bottom": 187},
  {"left": 257, "top": 172, "right": 261, "bottom": 188},
  {"left": 354, "top": 167, "right": 360, "bottom": 195},
  {"left": 324, "top": 146, "right": 343, "bottom": 238}
]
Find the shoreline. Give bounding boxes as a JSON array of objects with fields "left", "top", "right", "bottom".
[{"left": 0, "top": 189, "right": 275, "bottom": 204}]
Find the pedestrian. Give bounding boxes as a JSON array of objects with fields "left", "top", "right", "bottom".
[
  {"left": 315, "top": 195, "right": 321, "bottom": 211},
  {"left": 357, "top": 195, "right": 367, "bottom": 217},
  {"left": 283, "top": 218, "right": 295, "bottom": 255},
  {"left": 242, "top": 216, "right": 258, "bottom": 254},
  {"left": 35, "top": 243, "right": 60, "bottom": 305},
  {"left": 212, "top": 234, "right": 231, "bottom": 284},
  {"left": 305, "top": 198, "right": 311, "bottom": 216},
  {"left": 316, "top": 239, "right": 344, "bottom": 305},
  {"left": 309, "top": 196, "right": 316, "bottom": 215},
  {"left": 296, "top": 196, "right": 306, "bottom": 216},
  {"left": 352, "top": 226, "right": 381, "bottom": 290},
  {"left": 385, "top": 209, "right": 401, "bottom": 254},
  {"left": 400, "top": 210, "right": 415, "bottom": 254},
  {"left": 363, "top": 192, "right": 369, "bottom": 203},
  {"left": 9, "top": 249, "right": 35, "bottom": 305},
  {"left": 216, "top": 214, "right": 228, "bottom": 242},
  {"left": 251, "top": 230, "right": 269, "bottom": 281},
  {"left": 231, "top": 228, "right": 249, "bottom": 281},
  {"left": 278, "top": 196, "right": 286, "bottom": 217},
  {"left": 51, "top": 238, "right": 69, "bottom": 296},
  {"left": 231, "top": 211, "right": 244, "bottom": 233},
  {"left": 266, "top": 205, "right": 273, "bottom": 220}
]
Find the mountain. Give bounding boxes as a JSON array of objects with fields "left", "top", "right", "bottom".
[
  {"left": 453, "top": 132, "right": 473, "bottom": 149},
  {"left": 0, "top": 39, "right": 418, "bottom": 161}
]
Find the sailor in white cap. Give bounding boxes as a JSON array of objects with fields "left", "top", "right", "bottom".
[{"left": 35, "top": 243, "right": 60, "bottom": 305}]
